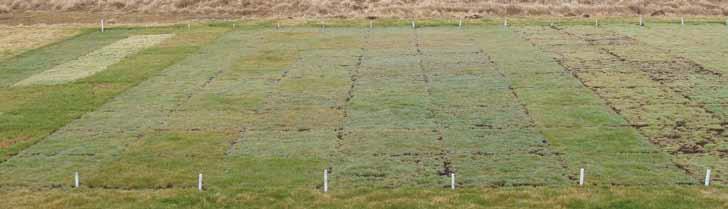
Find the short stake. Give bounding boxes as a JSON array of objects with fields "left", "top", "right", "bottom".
[
  {"left": 705, "top": 168, "right": 712, "bottom": 186},
  {"left": 187, "top": 23, "right": 191, "bottom": 30},
  {"left": 504, "top": 18, "right": 508, "bottom": 27},
  {"left": 458, "top": 18, "right": 463, "bottom": 29},
  {"left": 369, "top": 20, "right": 373, "bottom": 29},
  {"left": 323, "top": 169, "right": 329, "bottom": 192},
  {"left": 681, "top": 17, "right": 685, "bottom": 26},
  {"left": 198, "top": 173, "right": 203, "bottom": 191},
  {"left": 579, "top": 168, "right": 585, "bottom": 186},
  {"left": 276, "top": 23, "right": 280, "bottom": 30},
  {"left": 412, "top": 21, "right": 416, "bottom": 29},
  {"left": 450, "top": 173, "right": 456, "bottom": 190},
  {"left": 100, "top": 19, "right": 105, "bottom": 32},
  {"left": 74, "top": 171, "right": 80, "bottom": 188},
  {"left": 595, "top": 18, "right": 599, "bottom": 27},
  {"left": 639, "top": 16, "right": 644, "bottom": 26}
]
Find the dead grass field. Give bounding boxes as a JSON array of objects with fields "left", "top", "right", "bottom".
[{"left": 1, "top": 0, "right": 728, "bottom": 19}]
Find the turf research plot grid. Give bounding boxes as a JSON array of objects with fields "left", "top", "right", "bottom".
[{"left": 2, "top": 24, "right": 725, "bottom": 192}]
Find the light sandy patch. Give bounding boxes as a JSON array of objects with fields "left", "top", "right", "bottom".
[
  {"left": 0, "top": 26, "right": 79, "bottom": 60},
  {"left": 14, "top": 34, "right": 174, "bottom": 86}
]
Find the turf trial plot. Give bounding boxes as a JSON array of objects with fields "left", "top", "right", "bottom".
[
  {"left": 2, "top": 22, "right": 728, "bottom": 204},
  {"left": 15, "top": 34, "right": 174, "bottom": 86}
]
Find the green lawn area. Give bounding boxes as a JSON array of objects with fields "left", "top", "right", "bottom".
[{"left": 1, "top": 19, "right": 728, "bottom": 208}]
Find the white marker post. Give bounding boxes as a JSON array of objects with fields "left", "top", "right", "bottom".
[
  {"left": 187, "top": 23, "right": 191, "bottom": 30},
  {"left": 450, "top": 173, "right": 456, "bottom": 190},
  {"left": 458, "top": 18, "right": 463, "bottom": 29},
  {"left": 323, "top": 169, "right": 329, "bottom": 193},
  {"left": 198, "top": 173, "right": 203, "bottom": 191},
  {"left": 595, "top": 18, "right": 599, "bottom": 27},
  {"left": 100, "top": 19, "right": 105, "bottom": 32},
  {"left": 74, "top": 172, "right": 80, "bottom": 188},
  {"left": 705, "top": 168, "right": 712, "bottom": 186},
  {"left": 681, "top": 17, "right": 685, "bottom": 26},
  {"left": 579, "top": 168, "right": 585, "bottom": 186},
  {"left": 276, "top": 23, "right": 280, "bottom": 30},
  {"left": 639, "top": 16, "right": 644, "bottom": 26},
  {"left": 504, "top": 18, "right": 508, "bottom": 27},
  {"left": 369, "top": 20, "right": 373, "bottom": 29},
  {"left": 412, "top": 21, "right": 416, "bottom": 29}
]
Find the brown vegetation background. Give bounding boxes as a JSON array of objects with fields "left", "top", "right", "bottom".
[{"left": 0, "top": 0, "right": 727, "bottom": 18}]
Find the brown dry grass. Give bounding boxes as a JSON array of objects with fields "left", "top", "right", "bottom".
[
  {"left": 0, "top": 26, "right": 79, "bottom": 60},
  {"left": 0, "top": 0, "right": 727, "bottom": 19}
]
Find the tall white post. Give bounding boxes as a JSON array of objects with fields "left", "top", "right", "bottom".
[
  {"left": 450, "top": 173, "right": 456, "bottom": 190},
  {"left": 323, "top": 169, "right": 329, "bottom": 192},
  {"left": 504, "top": 18, "right": 508, "bottom": 27},
  {"left": 681, "top": 17, "right": 685, "bottom": 25},
  {"left": 595, "top": 18, "right": 599, "bottom": 27},
  {"left": 705, "top": 168, "right": 712, "bottom": 186},
  {"left": 412, "top": 21, "right": 416, "bottom": 29},
  {"left": 74, "top": 172, "right": 80, "bottom": 188},
  {"left": 458, "top": 18, "right": 463, "bottom": 28},
  {"left": 579, "top": 168, "right": 585, "bottom": 186},
  {"left": 100, "top": 19, "right": 105, "bottom": 32},
  {"left": 198, "top": 173, "right": 203, "bottom": 191}
]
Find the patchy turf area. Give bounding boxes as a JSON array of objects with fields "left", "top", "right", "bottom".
[
  {"left": 0, "top": 26, "right": 80, "bottom": 61},
  {"left": 1, "top": 20, "right": 728, "bottom": 208}
]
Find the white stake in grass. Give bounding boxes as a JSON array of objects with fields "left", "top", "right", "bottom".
[
  {"left": 458, "top": 18, "right": 463, "bottom": 28},
  {"left": 323, "top": 169, "right": 329, "bottom": 193},
  {"left": 100, "top": 19, "right": 105, "bottom": 32},
  {"left": 74, "top": 171, "right": 80, "bottom": 188},
  {"left": 639, "top": 16, "right": 644, "bottom": 26},
  {"left": 198, "top": 173, "right": 203, "bottom": 191},
  {"left": 450, "top": 173, "right": 456, "bottom": 190},
  {"left": 705, "top": 168, "right": 712, "bottom": 186},
  {"left": 187, "top": 23, "right": 191, "bottom": 30},
  {"left": 579, "top": 168, "right": 585, "bottom": 186},
  {"left": 681, "top": 17, "right": 685, "bottom": 26},
  {"left": 412, "top": 21, "right": 416, "bottom": 29},
  {"left": 276, "top": 23, "right": 281, "bottom": 30},
  {"left": 595, "top": 18, "right": 599, "bottom": 27},
  {"left": 504, "top": 18, "right": 508, "bottom": 27},
  {"left": 369, "top": 20, "right": 373, "bottom": 29}
]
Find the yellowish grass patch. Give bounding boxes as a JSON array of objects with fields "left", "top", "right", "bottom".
[
  {"left": 14, "top": 34, "right": 174, "bottom": 86},
  {"left": 0, "top": 26, "right": 79, "bottom": 61}
]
